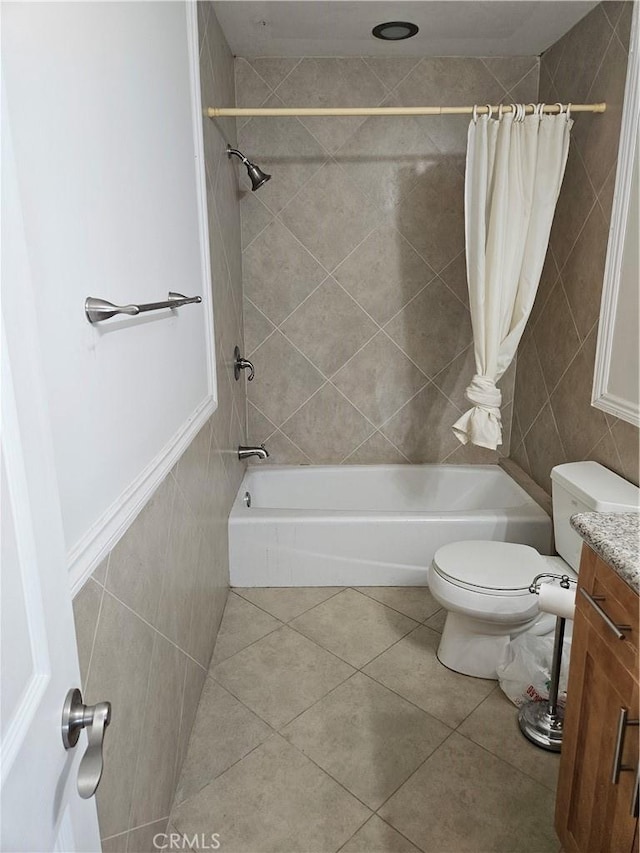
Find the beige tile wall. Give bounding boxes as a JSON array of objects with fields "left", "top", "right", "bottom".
[
  {"left": 237, "top": 56, "right": 539, "bottom": 464},
  {"left": 510, "top": 1, "right": 639, "bottom": 493},
  {"left": 72, "top": 4, "right": 247, "bottom": 849}
]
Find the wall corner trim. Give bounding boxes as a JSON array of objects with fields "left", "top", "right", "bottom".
[{"left": 69, "top": 395, "right": 215, "bottom": 596}]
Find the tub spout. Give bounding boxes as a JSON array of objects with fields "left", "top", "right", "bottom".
[{"left": 238, "top": 444, "right": 269, "bottom": 461}]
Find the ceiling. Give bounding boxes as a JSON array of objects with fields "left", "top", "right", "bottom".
[{"left": 213, "top": 1, "right": 598, "bottom": 58}]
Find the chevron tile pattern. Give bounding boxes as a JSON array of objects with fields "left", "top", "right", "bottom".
[{"left": 236, "top": 56, "right": 538, "bottom": 464}]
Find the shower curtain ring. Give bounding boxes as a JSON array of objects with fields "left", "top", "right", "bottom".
[
  {"left": 526, "top": 103, "right": 536, "bottom": 118},
  {"left": 498, "top": 103, "right": 504, "bottom": 120},
  {"left": 472, "top": 104, "right": 479, "bottom": 123},
  {"left": 565, "top": 103, "right": 572, "bottom": 121},
  {"left": 554, "top": 102, "right": 564, "bottom": 116},
  {"left": 485, "top": 104, "right": 493, "bottom": 119},
  {"left": 536, "top": 103, "right": 546, "bottom": 117}
]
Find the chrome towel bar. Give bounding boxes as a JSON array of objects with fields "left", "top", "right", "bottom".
[{"left": 85, "top": 291, "right": 202, "bottom": 324}]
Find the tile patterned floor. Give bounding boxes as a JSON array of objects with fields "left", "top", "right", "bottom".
[{"left": 170, "top": 588, "right": 560, "bottom": 853}]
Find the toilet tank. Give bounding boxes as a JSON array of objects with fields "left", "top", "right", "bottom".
[{"left": 551, "top": 462, "right": 640, "bottom": 570}]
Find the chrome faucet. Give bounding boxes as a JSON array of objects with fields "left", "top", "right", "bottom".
[{"left": 238, "top": 444, "right": 269, "bottom": 461}]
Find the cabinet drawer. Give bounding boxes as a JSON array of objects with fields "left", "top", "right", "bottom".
[{"left": 577, "top": 546, "right": 639, "bottom": 674}]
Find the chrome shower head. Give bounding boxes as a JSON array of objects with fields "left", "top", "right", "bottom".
[{"left": 227, "top": 145, "right": 271, "bottom": 191}]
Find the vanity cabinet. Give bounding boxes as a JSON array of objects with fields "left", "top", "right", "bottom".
[{"left": 556, "top": 545, "right": 639, "bottom": 853}]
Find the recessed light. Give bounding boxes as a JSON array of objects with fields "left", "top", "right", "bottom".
[{"left": 372, "top": 21, "right": 419, "bottom": 41}]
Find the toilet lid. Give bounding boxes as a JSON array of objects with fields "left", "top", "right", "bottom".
[{"left": 432, "top": 541, "right": 543, "bottom": 594}]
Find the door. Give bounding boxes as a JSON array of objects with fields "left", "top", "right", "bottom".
[{"left": 1, "top": 92, "right": 102, "bottom": 851}]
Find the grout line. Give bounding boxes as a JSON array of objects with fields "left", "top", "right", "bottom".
[
  {"left": 371, "top": 729, "right": 458, "bottom": 818},
  {"left": 123, "top": 815, "right": 171, "bottom": 841},
  {"left": 100, "top": 586, "right": 208, "bottom": 674},
  {"left": 479, "top": 58, "right": 528, "bottom": 101},
  {"left": 208, "top": 616, "right": 285, "bottom": 670},
  {"left": 268, "top": 323, "right": 393, "bottom": 444},
  {"left": 596, "top": 158, "right": 618, "bottom": 219},
  {"left": 340, "top": 429, "right": 411, "bottom": 465},
  {"left": 275, "top": 378, "right": 330, "bottom": 434},
  {"left": 360, "top": 621, "right": 439, "bottom": 678},
  {"left": 172, "top": 719, "right": 279, "bottom": 812},
  {"left": 353, "top": 587, "right": 436, "bottom": 624},
  {"left": 272, "top": 427, "right": 314, "bottom": 464},
  {"left": 571, "top": 142, "right": 603, "bottom": 229},
  {"left": 278, "top": 732, "right": 376, "bottom": 816},
  {"left": 373, "top": 814, "right": 430, "bottom": 853},
  {"left": 246, "top": 399, "right": 279, "bottom": 442},
  {"left": 362, "top": 57, "right": 422, "bottom": 95},
  {"left": 125, "top": 630, "right": 159, "bottom": 835},
  {"left": 546, "top": 387, "right": 569, "bottom": 462},
  {"left": 267, "top": 57, "right": 304, "bottom": 100},
  {"left": 180, "top": 588, "right": 558, "bottom": 832},
  {"left": 101, "top": 830, "right": 129, "bottom": 846},
  {"left": 235, "top": 58, "right": 276, "bottom": 99},
  {"left": 209, "top": 626, "right": 356, "bottom": 713},
  {"left": 231, "top": 586, "right": 344, "bottom": 624},
  {"left": 545, "top": 38, "right": 567, "bottom": 86},
  {"left": 452, "top": 727, "right": 560, "bottom": 795},
  {"left": 583, "top": 27, "right": 618, "bottom": 112},
  {"left": 81, "top": 574, "right": 107, "bottom": 695},
  {"left": 375, "top": 378, "right": 434, "bottom": 434},
  {"left": 271, "top": 275, "right": 332, "bottom": 330},
  {"left": 239, "top": 194, "right": 276, "bottom": 255},
  {"left": 171, "top": 655, "right": 191, "bottom": 795},
  {"left": 211, "top": 191, "right": 244, "bottom": 334}
]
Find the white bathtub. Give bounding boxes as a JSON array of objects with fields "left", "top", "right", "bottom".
[{"left": 229, "top": 464, "right": 552, "bottom": 587}]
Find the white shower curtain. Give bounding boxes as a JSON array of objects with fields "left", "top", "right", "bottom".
[{"left": 452, "top": 106, "right": 572, "bottom": 449}]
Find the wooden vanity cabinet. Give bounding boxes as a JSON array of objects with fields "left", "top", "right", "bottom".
[{"left": 556, "top": 545, "right": 639, "bottom": 853}]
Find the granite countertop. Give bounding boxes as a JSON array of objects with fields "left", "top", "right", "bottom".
[{"left": 571, "top": 512, "right": 639, "bottom": 593}]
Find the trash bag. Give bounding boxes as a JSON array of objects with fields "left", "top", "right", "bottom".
[{"left": 496, "top": 630, "right": 571, "bottom": 708}]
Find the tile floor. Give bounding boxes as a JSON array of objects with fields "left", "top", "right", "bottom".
[{"left": 170, "top": 587, "right": 560, "bottom": 852}]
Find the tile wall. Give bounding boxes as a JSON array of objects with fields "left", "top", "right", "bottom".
[
  {"left": 72, "top": 4, "right": 247, "bottom": 849},
  {"left": 510, "top": 1, "right": 638, "bottom": 492},
  {"left": 237, "top": 56, "right": 539, "bottom": 464}
]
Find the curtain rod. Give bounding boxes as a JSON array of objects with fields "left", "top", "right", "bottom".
[{"left": 206, "top": 102, "right": 606, "bottom": 118}]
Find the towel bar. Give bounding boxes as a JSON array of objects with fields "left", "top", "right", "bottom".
[{"left": 85, "top": 291, "right": 202, "bottom": 324}]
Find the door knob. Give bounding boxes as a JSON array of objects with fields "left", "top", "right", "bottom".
[{"left": 61, "top": 688, "right": 111, "bottom": 799}]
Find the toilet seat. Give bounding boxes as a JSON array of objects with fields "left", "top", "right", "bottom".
[
  {"left": 429, "top": 541, "right": 545, "bottom": 623},
  {"left": 432, "top": 541, "right": 543, "bottom": 595}
]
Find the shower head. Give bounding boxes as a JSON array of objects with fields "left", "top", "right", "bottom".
[{"left": 227, "top": 145, "right": 271, "bottom": 191}]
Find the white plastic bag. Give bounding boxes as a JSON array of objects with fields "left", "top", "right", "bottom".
[{"left": 496, "top": 631, "right": 571, "bottom": 708}]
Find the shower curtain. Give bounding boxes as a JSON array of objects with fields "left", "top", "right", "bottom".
[{"left": 452, "top": 105, "right": 572, "bottom": 450}]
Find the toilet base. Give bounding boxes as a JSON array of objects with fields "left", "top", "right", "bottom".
[{"left": 437, "top": 611, "right": 535, "bottom": 679}]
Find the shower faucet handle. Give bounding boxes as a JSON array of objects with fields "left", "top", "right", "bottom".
[{"left": 234, "top": 346, "right": 255, "bottom": 381}]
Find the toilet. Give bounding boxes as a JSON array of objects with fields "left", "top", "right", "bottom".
[{"left": 428, "top": 462, "right": 640, "bottom": 679}]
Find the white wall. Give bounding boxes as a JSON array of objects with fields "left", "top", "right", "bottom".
[{"left": 2, "top": 1, "right": 216, "bottom": 587}]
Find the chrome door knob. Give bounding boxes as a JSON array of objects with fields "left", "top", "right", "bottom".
[{"left": 61, "top": 688, "right": 111, "bottom": 799}]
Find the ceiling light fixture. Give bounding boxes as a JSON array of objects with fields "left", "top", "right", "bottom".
[{"left": 372, "top": 21, "right": 419, "bottom": 41}]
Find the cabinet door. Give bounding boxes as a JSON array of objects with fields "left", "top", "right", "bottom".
[{"left": 556, "top": 605, "right": 639, "bottom": 852}]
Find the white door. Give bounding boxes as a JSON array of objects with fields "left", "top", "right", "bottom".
[{"left": 1, "top": 89, "right": 102, "bottom": 851}]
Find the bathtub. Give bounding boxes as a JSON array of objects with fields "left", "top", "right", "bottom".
[{"left": 228, "top": 464, "right": 552, "bottom": 587}]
